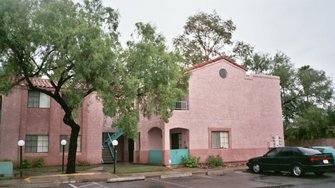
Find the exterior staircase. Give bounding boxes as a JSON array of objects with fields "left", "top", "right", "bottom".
[
  {"left": 102, "top": 131, "right": 124, "bottom": 164},
  {"left": 102, "top": 148, "right": 114, "bottom": 163}
]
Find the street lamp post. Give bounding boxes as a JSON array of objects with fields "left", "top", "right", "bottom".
[
  {"left": 112, "top": 140, "right": 118, "bottom": 174},
  {"left": 60, "top": 139, "right": 67, "bottom": 173},
  {"left": 17, "top": 140, "right": 25, "bottom": 179}
]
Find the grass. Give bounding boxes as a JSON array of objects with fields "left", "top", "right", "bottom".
[
  {"left": 11, "top": 164, "right": 170, "bottom": 177},
  {"left": 103, "top": 164, "right": 170, "bottom": 174},
  {"left": 13, "top": 165, "right": 97, "bottom": 177}
]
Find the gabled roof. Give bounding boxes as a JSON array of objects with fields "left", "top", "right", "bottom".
[{"left": 187, "top": 57, "right": 247, "bottom": 72}]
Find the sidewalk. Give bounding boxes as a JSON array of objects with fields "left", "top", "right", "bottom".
[{"left": 0, "top": 164, "right": 247, "bottom": 187}]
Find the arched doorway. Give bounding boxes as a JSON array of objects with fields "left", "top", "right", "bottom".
[
  {"left": 170, "top": 128, "right": 189, "bottom": 165},
  {"left": 148, "top": 127, "right": 163, "bottom": 165}
]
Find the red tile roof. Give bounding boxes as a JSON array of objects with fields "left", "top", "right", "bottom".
[
  {"left": 17, "top": 78, "right": 54, "bottom": 89},
  {"left": 186, "top": 57, "right": 247, "bottom": 72},
  {"left": 30, "top": 78, "right": 54, "bottom": 88}
]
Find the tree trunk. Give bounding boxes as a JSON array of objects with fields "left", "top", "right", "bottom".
[{"left": 63, "top": 114, "right": 80, "bottom": 174}]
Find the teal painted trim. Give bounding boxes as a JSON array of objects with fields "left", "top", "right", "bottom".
[
  {"left": 103, "top": 131, "right": 124, "bottom": 160},
  {"left": 149, "top": 150, "right": 163, "bottom": 165},
  {"left": 171, "top": 149, "right": 189, "bottom": 165},
  {"left": 0, "top": 161, "right": 13, "bottom": 177}
]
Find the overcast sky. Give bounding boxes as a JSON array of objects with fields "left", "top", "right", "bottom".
[{"left": 103, "top": 0, "right": 335, "bottom": 80}]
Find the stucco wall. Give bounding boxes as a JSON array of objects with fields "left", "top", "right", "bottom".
[
  {"left": 0, "top": 87, "right": 103, "bottom": 166},
  {"left": 137, "top": 58, "right": 284, "bottom": 164}
]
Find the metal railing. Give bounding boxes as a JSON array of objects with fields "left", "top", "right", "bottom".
[{"left": 175, "top": 101, "right": 188, "bottom": 110}]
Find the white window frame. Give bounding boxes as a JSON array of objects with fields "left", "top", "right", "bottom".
[
  {"left": 211, "top": 131, "right": 229, "bottom": 149},
  {"left": 25, "top": 135, "right": 49, "bottom": 153},
  {"left": 28, "top": 91, "right": 50, "bottom": 108}
]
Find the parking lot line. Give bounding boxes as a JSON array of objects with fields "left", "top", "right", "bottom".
[
  {"left": 149, "top": 178, "right": 193, "bottom": 188},
  {"left": 68, "top": 182, "right": 109, "bottom": 188}
]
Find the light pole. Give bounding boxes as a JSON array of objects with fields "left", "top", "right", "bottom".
[
  {"left": 17, "top": 140, "right": 25, "bottom": 179},
  {"left": 112, "top": 140, "right": 118, "bottom": 174},
  {"left": 60, "top": 139, "right": 67, "bottom": 173}
]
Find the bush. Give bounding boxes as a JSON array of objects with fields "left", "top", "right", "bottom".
[
  {"left": 21, "top": 159, "right": 32, "bottom": 168},
  {"left": 33, "top": 158, "right": 44, "bottom": 168},
  {"left": 206, "top": 155, "right": 224, "bottom": 167},
  {"left": 182, "top": 156, "right": 200, "bottom": 168}
]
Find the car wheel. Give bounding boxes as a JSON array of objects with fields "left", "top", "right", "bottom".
[
  {"left": 292, "top": 165, "right": 303, "bottom": 177},
  {"left": 251, "top": 162, "right": 261, "bottom": 173}
]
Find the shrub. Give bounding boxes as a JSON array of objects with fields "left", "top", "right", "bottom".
[
  {"left": 206, "top": 155, "right": 224, "bottom": 167},
  {"left": 33, "top": 158, "right": 45, "bottom": 168},
  {"left": 21, "top": 159, "right": 32, "bottom": 168},
  {"left": 182, "top": 156, "right": 200, "bottom": 168}
]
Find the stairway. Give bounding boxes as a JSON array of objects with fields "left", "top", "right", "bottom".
[
  {"left": 102, "top": 131, "right": 124, "bottom": 164},
  {"left": 102, "top": 148, "right": 114, "bottom": 164}
]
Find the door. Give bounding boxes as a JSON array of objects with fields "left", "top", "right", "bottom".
[
  {"left": 171, "top": 149, "right": 189, "bottom": 165},
  {"left": 128, "top": 139, "right": 134, "bottom": 162},
  {"left": 171, "top": 133, "right": 181, "bottom": 149}
]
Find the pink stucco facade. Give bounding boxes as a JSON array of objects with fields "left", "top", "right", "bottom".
[
  {"left": 0, "top": 57, "right": 284, "bottom": 166},
  {"left": 134, "top": 58, "right": 284, "bottom": 165},
  {"left": 0, "top": 87, "right": 103, "bottom": 166}
]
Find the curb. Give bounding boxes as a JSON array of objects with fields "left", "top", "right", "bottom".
[
  {"left": 107, "top": 176, "right": 145, "bottom": 183},
  {"left": 206, "top": 170, "right": 225, "bottom": 176},
  {"left": 160, "top": 172, "right": 192, "bottom": 179}
]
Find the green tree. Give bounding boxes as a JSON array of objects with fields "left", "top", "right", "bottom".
[
  {"left": 270, "top": 53, "right": 298, "bottom": 130},
  {"left": 242, "top": 53, "right": 271, "bottom": 74},
  {"left": 0, "top": 0, "right": 121, "bottom": 173},
  {"left": 0, "top": 0, "right": 188, "bottom": 173},
  {"left": 174, "top": 11, "right": 249, "bottom": 66},
  {"left": 297, "top": 65, "right": 333, "bottom": 106},
  {"left": 101, "top": 22, "right": 189, "bottom": 139},
  {"left": 290, "top": 106, "right": 330, "bottom": 140}
]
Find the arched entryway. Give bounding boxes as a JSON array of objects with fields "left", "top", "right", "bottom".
[
  {"left": 148, "top": 127, "right": 163, "bottom": 165},
  {"left": 170, "top": 128, "right": 189, "bottom": 165}
]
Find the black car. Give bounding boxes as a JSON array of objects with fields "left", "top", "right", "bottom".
[{"left": 247, "top": 147, "right": 335, "bottom": 177}]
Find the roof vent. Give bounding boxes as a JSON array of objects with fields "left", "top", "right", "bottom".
[{"left": 219, "top": 68, "right": 227, "bottom": 79}]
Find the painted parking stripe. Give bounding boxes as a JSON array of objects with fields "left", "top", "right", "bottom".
[
  {"left": 150, "top": 178, "right": 193, "bottom": 188},
  {"left": 68, "top": 182, "right": 109, "bottom": 188},
  {"left": 68, "top": 184, "right": 77, "bottom": 188}
]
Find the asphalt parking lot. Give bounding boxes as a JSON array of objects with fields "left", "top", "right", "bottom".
[{"left": 65, "top": 170, "right": 335, "bottom": 188}]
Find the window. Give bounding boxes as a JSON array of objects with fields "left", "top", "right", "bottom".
[
  {"left": 266, "top": 148, "right": 279, "bottom": 157},
  {"left": 175, "top": 101, "right": 188, "bottom": 110},
  {"left": 211, "top": 131, "right": 229, "bottom": 149},
  {"left": 25, "top": 135, "right": 49, "bottom": 153},
  {"left": 28, "top": 91, "right": 50, "bottom": 108},
  {"left": 60, "top": 135, "right": 81, "bottom": 152}
]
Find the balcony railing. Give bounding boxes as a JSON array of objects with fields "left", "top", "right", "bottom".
[{"left": 175, "top": 101, "right": 188, "bottom": 110}]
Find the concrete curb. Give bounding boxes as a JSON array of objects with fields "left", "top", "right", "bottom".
[
  {"left": 206, "top": 170, "right": 225, "bottom": 176},
  {"left": 107, "top": 176, "right": 145, "bottom": 183},
  {"left": 160, "top": 172, "right": 192, "bottom": 179}
]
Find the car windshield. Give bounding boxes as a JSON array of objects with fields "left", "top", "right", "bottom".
[{"left": 298, "top": 147, "right": 321, "bottom": 155}]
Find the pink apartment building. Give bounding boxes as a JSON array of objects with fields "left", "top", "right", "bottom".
[{"left": 0, "top": 57, "right": 284, "bottom": 166}]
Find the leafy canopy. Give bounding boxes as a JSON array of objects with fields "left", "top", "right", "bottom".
[
  {"left": 174, "top": 11, "right": 252, "bottom": 66},
  {"left": 0, "top": 0, "right": 188, "bottom": 172}
]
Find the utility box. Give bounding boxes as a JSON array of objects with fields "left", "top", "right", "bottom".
[{"left": 0, "top": 161, "right": 13, "bottom": 177}]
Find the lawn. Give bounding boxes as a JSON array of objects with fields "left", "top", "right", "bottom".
[
  {"left": 13, "top": 165, "right": 96, "bottom": 177},
  {"left": 103, "top": 164, "right": 170, "bottom": 174},
  {"left": 12, "top": 164, "right": 170, "bottom": 177}
]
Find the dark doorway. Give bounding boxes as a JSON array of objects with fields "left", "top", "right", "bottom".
[
  {"left": 171, "top": 133, "right": 181, "bottom": 149},
  {"left": 128, "top": 139, "right": 134, "bottom": 162}
]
